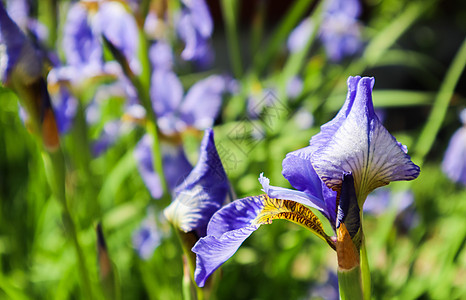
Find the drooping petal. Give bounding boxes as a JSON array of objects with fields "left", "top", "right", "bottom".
[
  {"left": 311, "top": 77, "right": 420, "bottom": 203},
  {"left": 193, "top": 194, "right": 334, "bottom": 287},
  {"left": 179, "top": 75, "right": 226, "bottom": 130},
  {"left": 164, "top": 129, "right": 229, "bottom": 237}
]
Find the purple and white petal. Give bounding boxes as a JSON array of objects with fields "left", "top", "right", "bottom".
[
  {"left": 193, "top": 196, "right": 265, "bottom": 287},
  {"left": 312, "top": 77, "right": 420, "bottom": 202},
  {"left": 164, "top": 129, "right": 229, "bottom": 237}
]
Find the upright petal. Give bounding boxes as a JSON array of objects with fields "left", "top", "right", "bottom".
[
  {"left": 309, "top": 76, "right": 360, "bottom": 151},
  {"left": 312, "top": 77, "right": 420, "bottom": 204},
  {"left": 164, "top": 129, "right": 229, "bottom": 237}
]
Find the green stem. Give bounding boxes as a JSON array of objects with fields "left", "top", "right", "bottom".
[
  {"left": 413, "top": 37, "right": 466, "bottom": 166},
  {"left": 338, "top": 266, "right": 364, "bottom": 300},
  {"left": 42, "top": 150, "right": 94, "bottom": 299},
  {"left": 220, "top": 0, "right": 243, "bottom": 78},
  {"left": 360, "top": 237, "right": 371, "bottom": 300}
]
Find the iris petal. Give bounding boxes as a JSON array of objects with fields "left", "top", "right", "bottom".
[
  {"left": 259, "top": 173, "right": 326, "bottom": 212},
  {"left": 193, "top": 195, "right": 264, "bottom": 287},
  {"left": 164, "top": 129, "right": 229, "bottom": 237},
  {"left": 312, "top": 77, "right": 420, "bottom": 203},
  {"left": 309, "top": 76, "right": 360, "bottom": 151}
]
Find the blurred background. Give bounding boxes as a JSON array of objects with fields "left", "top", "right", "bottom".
[{"left": 1, "top": 0, "right": 466, "bottom": 299}]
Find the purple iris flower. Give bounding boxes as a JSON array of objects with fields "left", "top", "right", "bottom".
[
  {"left": 149, "top": 42, "right": 227, "bottom": 134},
  {"left": 192, "top": 76, "right": 420, "bottom": 287},
  {"left": 164, "top": 128, "right": 230, "bottom": 237},
  {"left": 442, "top": 109, "right": 466, "bottom": 185},
  {"left": 176, "top": 0, "right": 214, "bottom": 64},
  {"left": 134, "top": 134, "right": 193, "bottom": 199},
  {"left": 319, "top": 0, "right": 362, "bottom": 62},
  {"left": 94, "top": 1, "right": 141, "bottom": 74},
  {"left": 62, "top": 2, "right": 102, "bottom": 68}
]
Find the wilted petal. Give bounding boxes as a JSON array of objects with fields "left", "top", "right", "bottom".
[
  {"left": 312, "top": 77, "right": 420, "bottom": 203},
  {"left": 179, "top": 75, "right": 225, "bottom": 130},
  {"left": 164, "top": 129, "right": 229, "bottom": 237}
]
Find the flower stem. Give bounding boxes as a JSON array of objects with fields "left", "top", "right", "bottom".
[
  {"left": 360, "top": 236, "right": 371, "bottom": 300},
  {"left": 42, "top": 149, "right": 94, "bottom": 299},
  {"left": 338, "top": 266, "right": 364, "bottom": 300},
  {"left": 220, "top": 0, "right": 243, "bottom": 78}
]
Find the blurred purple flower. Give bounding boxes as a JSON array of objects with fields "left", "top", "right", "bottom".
[
  {"left": 287, "top": 18, "right": 313, "bottom": 53},
  {"left": 364, "top": 188, "right": 419, "bottom": 230},
  {"left": 319, "top": 0, "right": 362, "bottom": 62},
  {"left": 134, "top": 134, "right": 193, "bottom": 199},
  {"left": 176, "top": 0, "right": 214, "bottom": 65},
  {"left": 132, "top": 208, "right": 163, "bottom": 260},
  {"left": 310, "top": 271, "right": 339, "bottom": 300},
  {"left": 63, "top": 3, "right": 102, "bottom": 68},
  {"left": 286, "top": 76, "right": 304, "bottom": 99},
  {"left": 164, "top": 128, "right": 230, "bottom": 237},
  {"left": 94, "top": 1, "right": 140, "bottom": 74},
  {"left": 442, "top": 109, "right": 466, "bottom": 185},
  {"left": 148, "top": 41, "right": 228, "bottom": 134}
]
